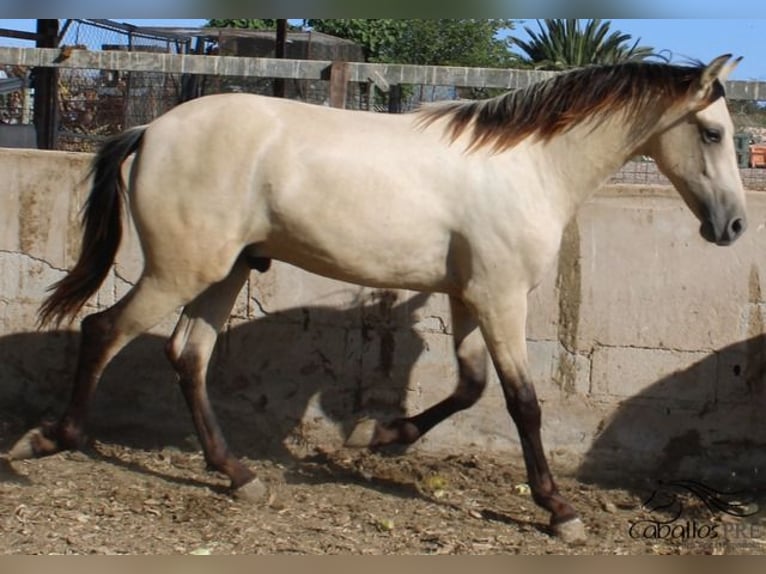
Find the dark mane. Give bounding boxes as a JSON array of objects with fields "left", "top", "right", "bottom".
[{"left": 416, "top": 61, "right": 722, "bottom": 153}]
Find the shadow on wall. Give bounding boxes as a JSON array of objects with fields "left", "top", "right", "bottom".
[
  {"left": 0, "top": 291, "right": 435, "bottom": 461},
  {"left": 577, "top": 334, "right": 766, "bottom": 492}
]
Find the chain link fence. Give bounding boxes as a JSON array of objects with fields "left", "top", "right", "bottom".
[
  {"left": 613, "top": 159, "right": 766, "bottom": 191},
  {"left": 0, "top": 67, "right": 30, "bottom": 124},
  {"left": 55, "top": 19, "right": 190, "bottom": 151}
]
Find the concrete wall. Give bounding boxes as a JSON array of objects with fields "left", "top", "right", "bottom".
[{"left": 2, "top": 148, "right": 766, "bottom": 487}]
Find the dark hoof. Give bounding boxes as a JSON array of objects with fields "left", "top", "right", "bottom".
[
  {"left": 232, "top": 477, "right": 269, "bottom": 503},
  {"left": 552, "top": 517, "right": 587, "bottom": 545}
]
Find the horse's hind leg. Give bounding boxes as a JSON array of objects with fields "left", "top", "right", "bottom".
[
  {"left": 164, "top": 257, "right": 265, "bottom": 499},
  {"left": 346, "top": 296, "right": 488, "bottom": 447},
  {"left": 9, "top": 275, "right": 195, "bottom": 460}
]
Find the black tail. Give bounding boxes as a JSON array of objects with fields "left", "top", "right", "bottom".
[{"left": 38, "top": 126, "right": 147, "bottom": 327}]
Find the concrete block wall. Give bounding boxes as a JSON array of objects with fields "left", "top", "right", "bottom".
[{"left": 2, "top": 148, "right": 766, "bottom": 486}]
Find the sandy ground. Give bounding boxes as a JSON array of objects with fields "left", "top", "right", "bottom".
[{"left": 2, "top": 413, "right": 765, "bottom": 556}]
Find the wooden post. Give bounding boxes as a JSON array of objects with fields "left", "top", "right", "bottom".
[
  {"left": 329, "top": 61, "right": 350, "bottom": 109},
  {"left": 180, "top": 36, "right": 205, "bottom": 102},
  {"left": 388, "top": 84, "right": 402, "bottom": 113},
  {"left": 32, "top": 19, "right": 59, "bottom": 149},
  {"left": 273, "top": 19, "right": 287, "bottom": 98}
]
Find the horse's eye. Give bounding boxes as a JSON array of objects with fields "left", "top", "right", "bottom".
[{"left": 701, "top": 128, "right": 722, "bottom": 144}]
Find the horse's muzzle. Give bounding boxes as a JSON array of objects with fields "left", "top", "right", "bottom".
[{"left": 700, "top": 215, "right": 747, "bottom": 246}]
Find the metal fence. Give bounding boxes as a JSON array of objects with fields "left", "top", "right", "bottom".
[
  {"left": 0, "top": 20, "right": 194, "bottom": 151},
  {"left": 54, "top": 20, "right": 191, "bottom": 151},
  {"left": 0, "top": 21, "right": 453, "bottom": 152},
  {"left": 613, "top": 159, "right": 766, "bottom": 191}
]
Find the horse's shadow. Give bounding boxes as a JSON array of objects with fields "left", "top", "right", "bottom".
[
  {"left": 577, "top": 333, "right": 766, "bottom": 499},
  {"left": 0, "top": 288, "right": 545, "bottom": 531},
  {"left": 0, "top": 290, "right": 435, "bottom": 469}
]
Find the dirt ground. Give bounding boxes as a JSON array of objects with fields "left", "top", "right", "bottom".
[{"left": 1, "top": 415, "right": 765, "bottom": 556}]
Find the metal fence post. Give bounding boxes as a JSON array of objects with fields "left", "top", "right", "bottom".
[
  {"left": 388, "top": 84, "right": 402, "bottom": 113},
  {"left": 32, "top": 19, "right": 59, "bottom": 149}
]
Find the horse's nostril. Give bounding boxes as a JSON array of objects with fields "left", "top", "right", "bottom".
[
  {"left": 714, "top": 217, "right": 747, "bottom": 246},
  {"left": 730, "top": 217, "right": 745, "bottom": 236}
]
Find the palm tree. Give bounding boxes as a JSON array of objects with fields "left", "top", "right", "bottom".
[{"left": 512, "top": 19, "right": 664, "bottom": 70}]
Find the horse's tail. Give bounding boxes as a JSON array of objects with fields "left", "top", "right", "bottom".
[{"left": 38, "top": 125, "right": 147, "bottom": 327}]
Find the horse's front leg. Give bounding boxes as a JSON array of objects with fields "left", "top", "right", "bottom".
[
  {"left": 477, "top": 290, "right": 586, "bottom": 545},
  {"left": 346, "top": 295, "right": 488, "bottom": 447},
  {"left": 165, "top": 258, "right": 267, "bottom": 501}
]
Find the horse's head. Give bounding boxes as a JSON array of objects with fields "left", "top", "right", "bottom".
[{"left": 644, "top": 54, "right": 747, "bottom": 246}]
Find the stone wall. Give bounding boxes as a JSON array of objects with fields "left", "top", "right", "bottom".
[{"left": 2, "top": 148, "right": 766, "bottom": 486}]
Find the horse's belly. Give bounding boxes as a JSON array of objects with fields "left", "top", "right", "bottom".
[{"left": 255, "top": 230, "right": 454, "bottom": 293}]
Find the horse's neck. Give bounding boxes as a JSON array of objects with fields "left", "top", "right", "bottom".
[{"left": 536, "top": 115, "right": 652, "bottom": 221}]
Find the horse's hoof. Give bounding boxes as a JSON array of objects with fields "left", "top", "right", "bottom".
[
  {"left": 233, "top": 477, "right": 269, "bottom": 503},
  {"left": 345, "top": 418, "right": 378, "bottom": 448},
  {"left": 552, "top": 517, "right": 587, "bottom": 545},
  {"left": 7, "top": 427, "right": 56, "bottom": 461}
]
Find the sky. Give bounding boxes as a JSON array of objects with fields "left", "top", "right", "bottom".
[
  {"left": 586, "top": 19, "right": 766, "bottom": 81},
  {"left": 1, "top": 19, "right": 765, "bottom": 81}
]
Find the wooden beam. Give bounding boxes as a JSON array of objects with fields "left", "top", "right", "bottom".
[
  {"left": 0, "top": 46, "right": 554, "bottom": 89},
  {"left": 329, "top": 61, "right": 350, "bottom": 108},
  {"left": 1, "top": 46, "right": 764, "bottom": 98},
  {"left": 726, "top": 80, "right": 766, "bottom": 102},
  {"left": 0, "top": 28, "right": 40, "bottom": 42}
]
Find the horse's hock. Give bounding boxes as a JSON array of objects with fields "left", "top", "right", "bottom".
[{"left": 2, "top": 148, "right": 766, "bottom": 486}]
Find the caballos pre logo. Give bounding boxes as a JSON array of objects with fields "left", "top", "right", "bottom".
[{"left": 629, "top": 479, "right": 760, "bottom": 540}]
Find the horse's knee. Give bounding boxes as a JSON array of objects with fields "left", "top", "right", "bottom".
[
  {"left": 452, "top": 374, "right": 486, "bottom": 411},
  {"left": 454, "top": 348, "right": 488, "bottom": 410},
  {"left": 455, "top": 327, "right": 487, "bottom": 377},
  {"left": 506, "top": 383, "right": 542, "bottom": 428}
]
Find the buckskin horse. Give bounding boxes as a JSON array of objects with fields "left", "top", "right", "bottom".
[{"left": 8, "top": 54, "right": 746, "bottom": 543}]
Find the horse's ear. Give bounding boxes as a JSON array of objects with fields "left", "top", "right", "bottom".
[{"left": 691, "top": 54, "right": 741, "bottom": 106}]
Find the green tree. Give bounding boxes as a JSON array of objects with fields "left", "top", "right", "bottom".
[
  {"left": 303, "top": 19, "right": 404, "bottom": 62},
  {"left": 511, "top": 19, "right": 662, "bottom": 70},
  {"left": 206, "top": 19, "right": 525, "bottom": 102},
  {"left": 307, "top": 19, "right": 521, "bottom": 68},
  {"left": 211, "top": 19, "right": 522, "bottom": 68},
  {"left": 393, "top": 19, "right": 520, "bottom": 67}
]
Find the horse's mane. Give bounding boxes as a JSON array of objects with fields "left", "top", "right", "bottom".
[{"left": 416, "top": 61, "right": 725, "bottom": 153}]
